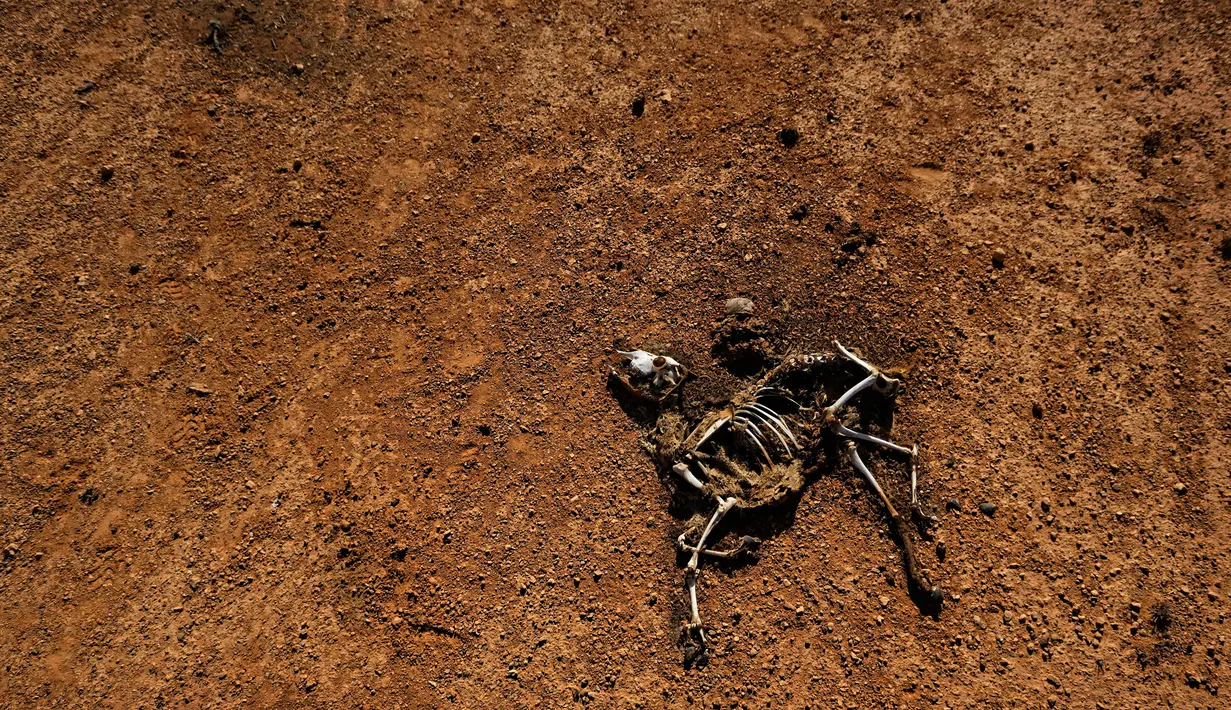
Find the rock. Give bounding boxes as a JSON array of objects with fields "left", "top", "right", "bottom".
[
  {"left": 1032, "top": 403, "right": 1044, "bottom": 419},
  {"left": 186, "top": 383, "right": 213, "bottom": 396},
  {"left": 992, "top": 247, "right": 1007, "bottom": 268},
  {"left": 935, "top": 541, "right": 946, "bottom": 561},
  {"left": 777, "top": 127, "right": 800, "bottom": 147},
  {"left": 978, "top": 502, "right": 997, "bottom": 516},
  {"left": 1173, "top": 482, "right": 1187, "bottom": 494},
  {"left": 100, "top": 165, "right": 114, "bottom": 182},
  {"left": 945, "top": 498, "right": 961, "bottom": 512},
  {"left": 725, "top": 297, "right": 754, "bottom": 316},
  {"left": 291, "top": 63, "right": 305, "bottom": 75}
]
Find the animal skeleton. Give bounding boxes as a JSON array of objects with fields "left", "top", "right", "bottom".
[{"left": 610, "top": 340, "right": 942, "bottom": 662}]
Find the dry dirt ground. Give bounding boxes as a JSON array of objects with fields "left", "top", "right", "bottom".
[{"left": 2, "top": 0, "right": 1231, "bottom": 708}]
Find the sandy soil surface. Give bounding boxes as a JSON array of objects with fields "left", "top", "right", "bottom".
[{"left": 2, "top": 1, "right": 1230, "bottom": 707}]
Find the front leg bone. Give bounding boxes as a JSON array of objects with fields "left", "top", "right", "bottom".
[
  {"left": 678, "top": 534, "right": 760, "bottom": 559},
  {"left": 682, "top": 496, "right": 739, "bottom": 650}
]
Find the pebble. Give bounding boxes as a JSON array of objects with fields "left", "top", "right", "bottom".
[
  {"left": 935, "top": 541, "right": 947, "bottom": 561},
  {"left": 1173, "top": 482, "right": 1187, "bottom": 494},
  {"left": 100, "top": 165, "right": 115, "bottom": 182},
  {"left": 725, "top": 297, "right": 754, "bottom": 316},
  {"left": 978, "top": 502, "right": 997, "bottom": 517},
  {"left": 945, "top": 498, "right": 961, "bottom": 512},
  {"left": 992, "top": 247, "right": 1007, "bottom": 268},
  {"left": 291, "top": 63, "right": 305, "bottom": 74}
]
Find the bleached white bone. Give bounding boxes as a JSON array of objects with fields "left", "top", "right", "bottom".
[
  {"left": 746, "top": 402, "right": 799, "bottom": 449},
  {"left": 834, "top": 340, "right": 876, "bottom": 375},
  {"left": 831, "top": 422, "right": 914, "bottom": 457},
  {"left": 844, "top": 442, "right": 893, "bottom": 511},
  {"left": 733, "top": 416, "right": 774, "bottom": 464},
  {"left": 691, "top": 416, "right": 730, "bottom": 452},
  {"left": 673, "top": 462, "right": 707, "bottom": 491},
  {"left": 738, "top": 405, "right": 793, "bottom": 454},
  {"left": 827, "top": 373, "right": 877, "bottom": 413},
  {"left": 682, "top": 496, "right": 738, "bottom": 643},
  {"left": 617, "top": 349, "right": 683, "bottom": 387},
  {"left": 909, "top": 444, "right": 920, "bottom": 506}
]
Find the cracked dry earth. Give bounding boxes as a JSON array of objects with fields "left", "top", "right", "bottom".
[{"left": 2, "top": 0, "right": 1230, "bottom": 708}]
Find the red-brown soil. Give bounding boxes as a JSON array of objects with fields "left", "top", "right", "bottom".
[{"left": 2, "top": 1, "right": 1229, "bottom": 708}]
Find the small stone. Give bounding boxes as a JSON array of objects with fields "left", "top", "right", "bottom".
[
  {"left": 291, "top": 63, "right": 305, "bottom": 74},
  {"left": 186, "top": 383, "right": 213, "bottom": 396},
  {"left": 725, "top": 297, "right": 754, "bottom": 316},
  {"left": 1032, "top": 403, "right": 1044, "bottom": 419},
  {"left": 777, "top": 127, "right": 800, "bottom": 148},
  {"left": 1173, "top": 482, "right": 1187, "bottom": 494},
  {"left": 935, "top": 541, "right": 947, "bottom": 561},
  {"left": 1130, "top": 602, "right": 1141, "bottom": 614},
  {"left": 978, "top": 502, "right": 997, "bottom": 516},
  {"left": 99, "top": 165, "right": 114, "bottom": 182},
  {"left": 945, "top": 499, "right": 961, "bottom": 512},
  {"left": 991, "top": 247, "right": 1007, "bottom": 268},
  {"left": 390, "top": 615, "right": 403, "bottom": 628},
  {"left": 716, "top": 222, "right": 729, "bottom": 232},
  {"left": 292, "top": 159, "right": 303, "bottom": 171}
]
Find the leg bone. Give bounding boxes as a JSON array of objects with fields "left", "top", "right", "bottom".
[{"left": 831, "top": 422, "right": 914, "bottom": 457}]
